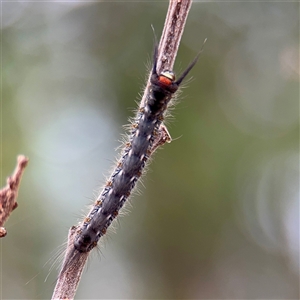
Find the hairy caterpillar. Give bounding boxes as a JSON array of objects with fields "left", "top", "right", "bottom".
[{"left": 72, "top": 42, "right": 201, "bottom": 253}]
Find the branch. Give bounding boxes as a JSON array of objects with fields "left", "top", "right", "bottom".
[
  {"left": 140, "top": 0, "right": 192, "bottom": 108},
  {"left": 52, "top": 1, "right": 193, "bottom": 299},
  {"left": 0, "top": 155, "right": 29, "bottom": 237},
  {"left": 51, "top": 226, "right": 89, "bottom": 298}
]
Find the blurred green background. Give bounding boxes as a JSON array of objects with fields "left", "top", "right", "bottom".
[{"left": 1, "top": 1, "right": 299, "bottom": 299}]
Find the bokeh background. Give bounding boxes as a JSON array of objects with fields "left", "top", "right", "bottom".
[{"left": 1, "top": 1, "right": 299, "bottom": 299}]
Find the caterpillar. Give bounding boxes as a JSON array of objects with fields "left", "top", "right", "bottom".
[{"left": 73, "top": 42, "right": 201, "bottom": 254}]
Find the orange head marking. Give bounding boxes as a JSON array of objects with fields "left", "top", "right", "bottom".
[{"left": 158, "top": 70, "right": 175, "bottom": 86}]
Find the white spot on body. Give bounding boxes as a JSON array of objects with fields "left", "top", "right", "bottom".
[{"left": 144, "top": 106, "right": 150, "bottom": 114}]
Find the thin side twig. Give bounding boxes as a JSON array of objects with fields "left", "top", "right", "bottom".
[
  {"left": 52, "top": 0, "right": 192, "bottom": 299},
  {"left": 0, "top": 155, "right": 29, "bottom": 237}
]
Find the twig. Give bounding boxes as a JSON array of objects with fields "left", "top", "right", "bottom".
[
  {"left": 51, "top": 226, "right": 89, "bottom": 299},
  {"left": 52, "top": 0, "right": 193, "bottom": 299},
  {"left": 140, "top": 0, "right": 192, "bottom": 108},
  {"left": 0, "top": 155, "right": 29, "bottom": 238}
]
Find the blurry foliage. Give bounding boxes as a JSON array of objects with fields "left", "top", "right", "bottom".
[{"left": 1, "top": 2, "right": 299, "bottom": 299}]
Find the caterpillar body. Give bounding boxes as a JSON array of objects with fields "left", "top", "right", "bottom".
[{"left": 73, "top": 43, "right": 200, "bottom": 253}]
